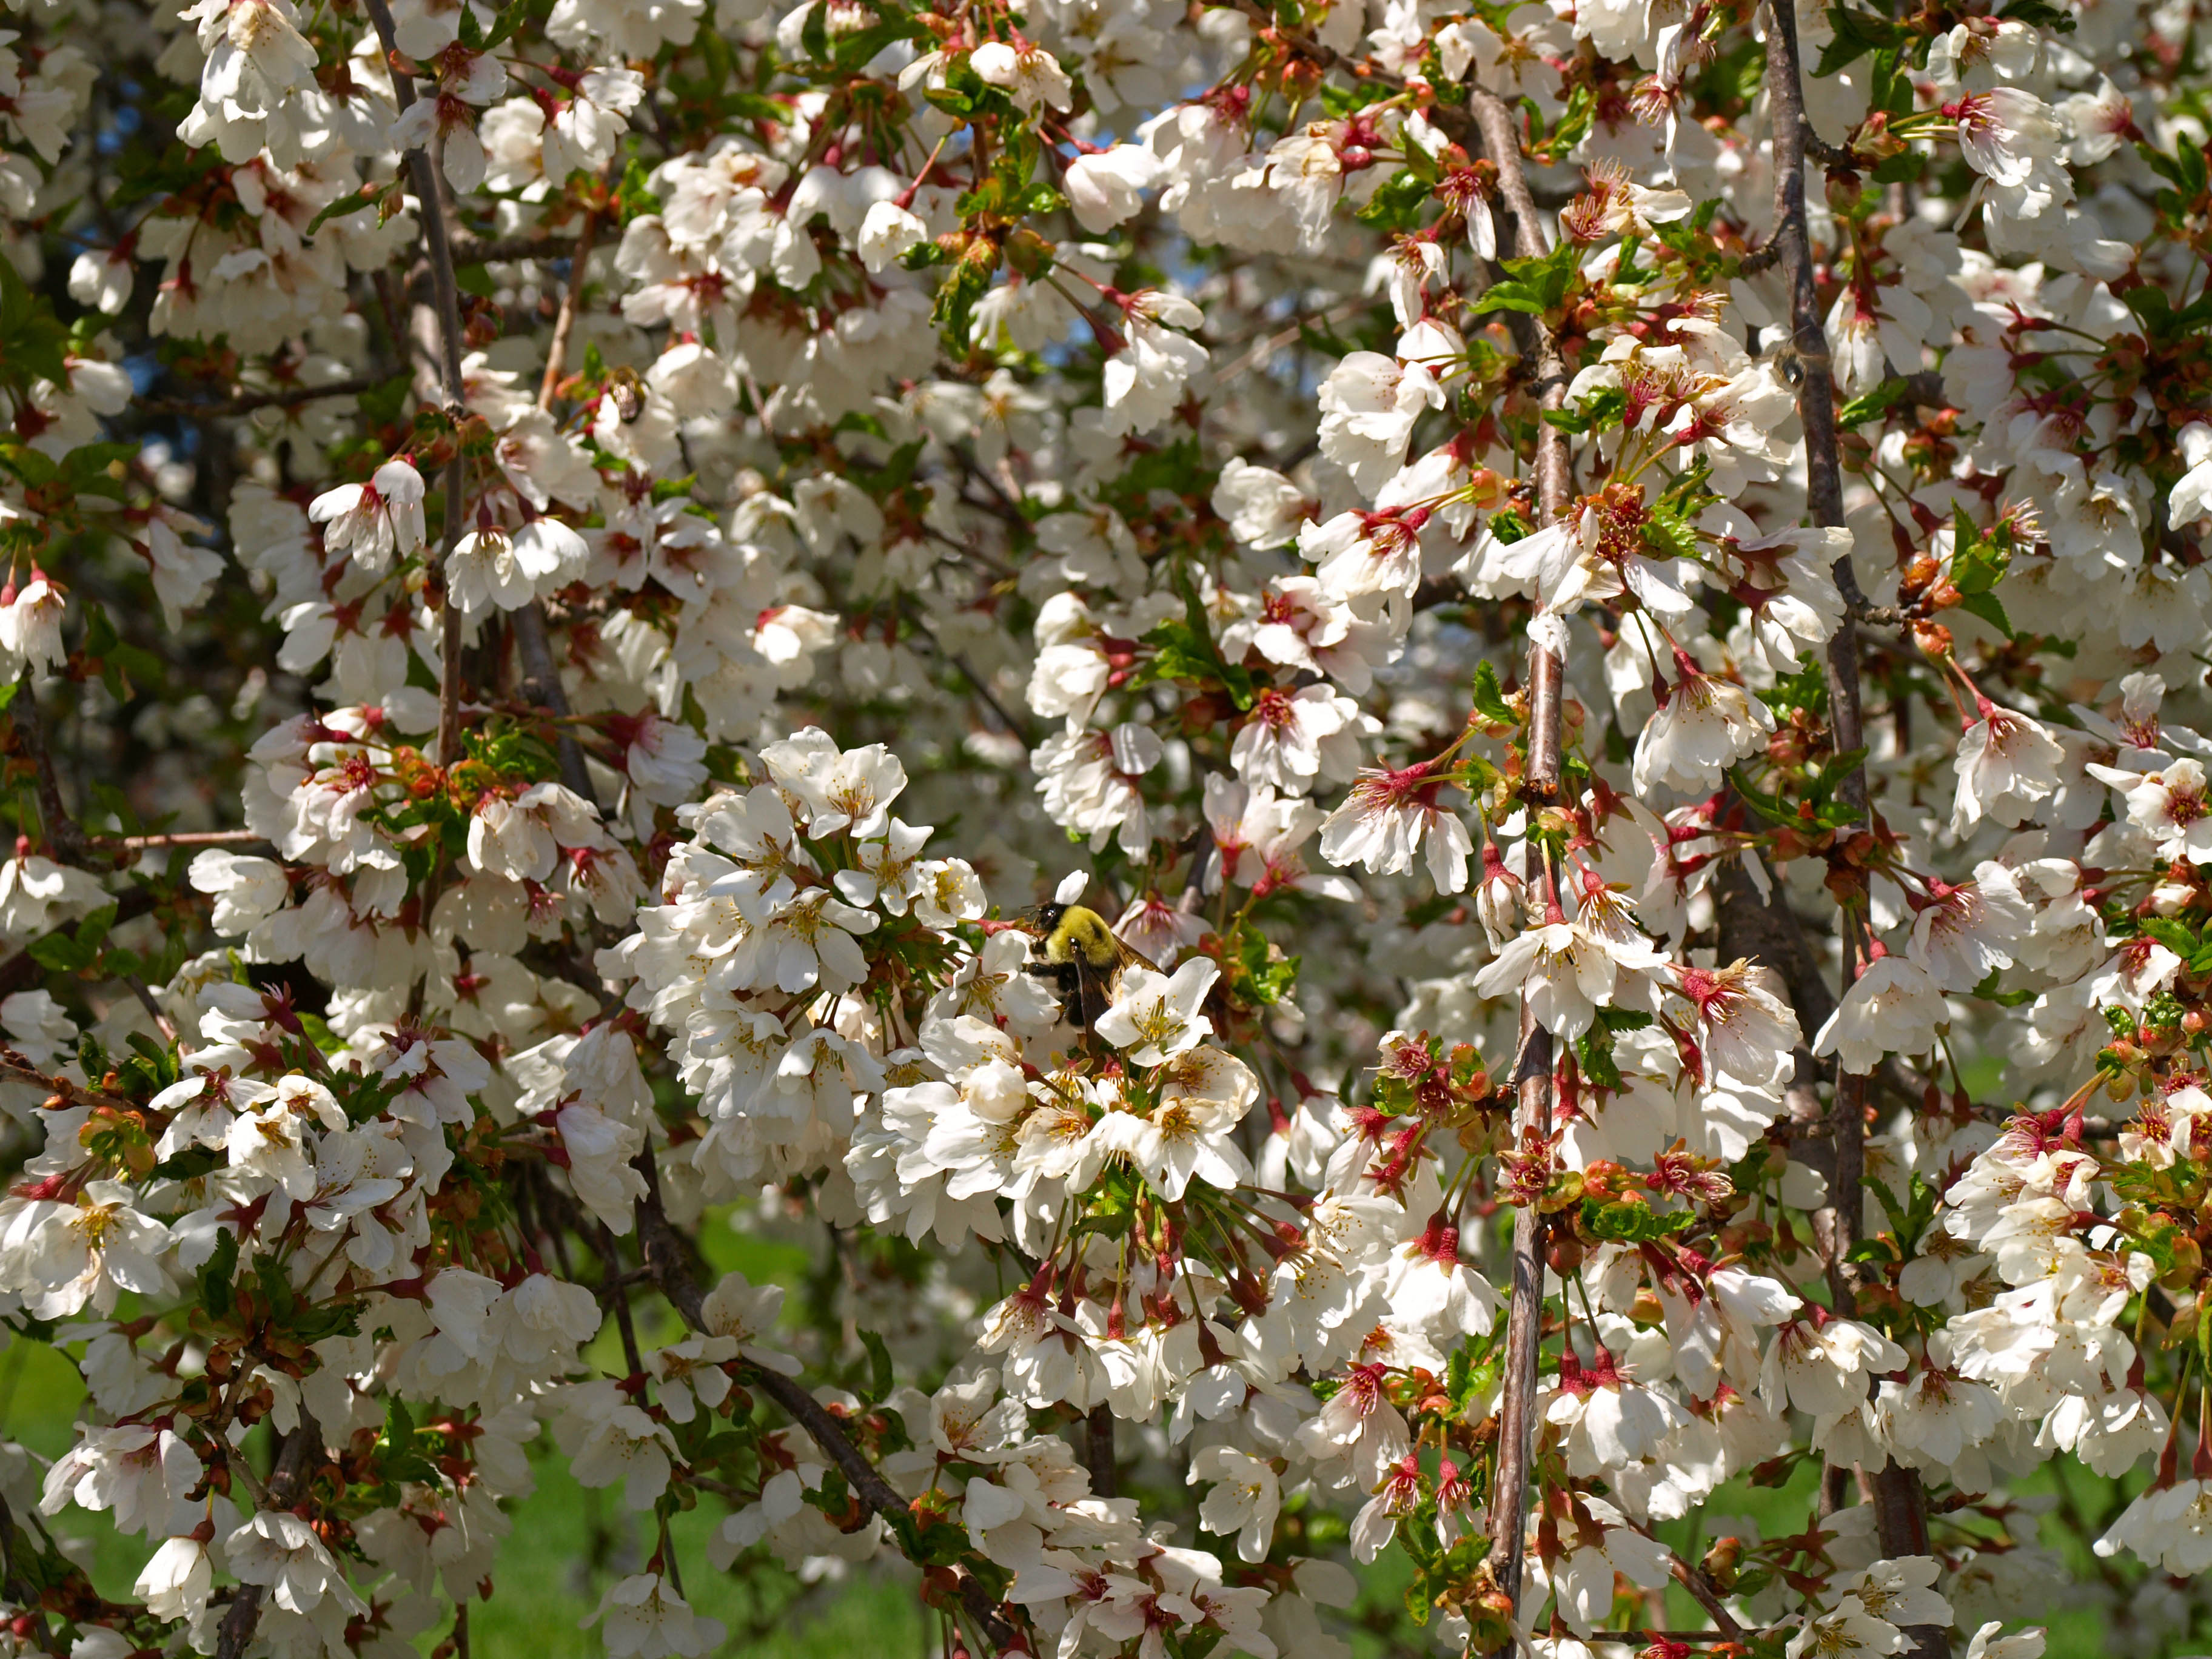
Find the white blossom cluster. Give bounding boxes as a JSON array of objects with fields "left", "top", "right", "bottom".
[{"left": 0, "top": 0, "right": 2205, "bottom": 1655}]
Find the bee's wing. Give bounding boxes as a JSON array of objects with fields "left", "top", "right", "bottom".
[
  {"left": 1075, "top": 956, "right": 1117, "bottom": 1031},
  {"left": 1108, "top": 931, "right": 1158, "bottom": 975}
]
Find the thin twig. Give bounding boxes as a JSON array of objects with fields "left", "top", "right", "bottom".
[
  {"left": 596, "top": 1221, "right": 647, "bottom": 1377},
  {"left": 1204, "top": 295, "right": 1371, "bottom": 386},
  {"left": 7, "top": 691, "right": 263, "bottom": 863},
  {"left": 511, "top": 210, "right": 606, "bottom": 806},
  {"left": 137, "top": 371, "right": 392, "bottom": 419},
  {"left": 450, "top": 231, "right": 576, "bottom": 269},
  {"left": 538, "top": 212, "right": 602, "bottom": 409},
  {"left": 899, "top": 601, "right": 1036, "bottom": 748},
  {"left": 121, "top": 974, "right": 177, "bottom": 1042},
  {"left": 0, "top": 1048, "right": 134, "bottom": 1111},
  {"left": 88, "top": 828, "right": 269, "bottom": 851},
  {"left": 1763, "top": 0, "right": 1874, "bottom": 1319},
  {"left": 513, "top": 606, "right": 597, "bottom": 803}
]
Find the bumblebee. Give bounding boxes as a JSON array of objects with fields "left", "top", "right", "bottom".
[{"left": 1012, "top": 902, "right": 1155, "bottom": 1034}]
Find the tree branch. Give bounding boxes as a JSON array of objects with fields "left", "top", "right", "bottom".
[
  {"left": 362, "top": 0, "right": 468, "bottom": 769},
  {"left": 0, "top": 1047, "right": 143, "bottom": 1113},
  {"left": 137, "top": 371, "right": 393, "bottom": 420},
  {"left": 511, "top": 214, "right": 605, "bottom": 807},
  {"left": 537, "top": 211, "right": 602, "bottom": 410},
  {"left": 513, "top": 606, "right": 597, "bottom": 804},
  {"left": 213, "top": 1419, "right": 320, "bottom": 1659},
  {"left": 626, "top": 1152, "right": 1019, "bottom": 1650},
  {"left": 0, "top": 889, "right": 160, "bottom": 997},
  {"left": 1665, "top": 1543, "right": 1746, "bottom": 1641},
  {"left": 1467, "top": 86, "right": 1572, "bottom": 1653},
  {"left": 0, "top": 1493, "right": 58, "bottom": 1652},
  {"left": 1763, "top": 7, "right": 1940, "bottom": 1638},
  {"left": 1763, "top": 0, "right": 1872, "bottom": 1316},
  {"left": 1085, "top": 1404, "right": 1116, "bottom": 1500},
  {"left": 13, "top": 672, "right": 89, "bottom": 864},
  {"left": 92, "top": 828, "right": 270, "bottom": 853}
]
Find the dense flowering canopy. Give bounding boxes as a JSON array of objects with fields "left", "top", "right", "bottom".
[{"left": 0, "top": 0, "right": 2206, "bottom": 1657}]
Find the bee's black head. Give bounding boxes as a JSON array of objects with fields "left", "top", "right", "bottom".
[{"left": 1026, "top": 902, "right": 1067, "bottom": 931}]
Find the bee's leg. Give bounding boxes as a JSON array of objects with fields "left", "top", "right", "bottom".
[
  {"left": 1078, "top": 973, "right": 1111, "bottom": 1033},
  {"left": 1026, "top": 962, "right": 1083, "bottom": 1024}
]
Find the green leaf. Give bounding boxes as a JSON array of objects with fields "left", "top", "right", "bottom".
[
  {"left": 799, "top": 1, "right": 830, "bottom": 62},
  {"left": 1131, "top": 572, "right": 1256, "bottom": 711},
  {"left": 1532, "top": 82, "right": 1597, "bottom": 157},
  {"left": 1318, "top": 80, "right": 1392, "bottom": 116},
  {"left": 1470, "top": 660, "right": 1515, "bottom": 726},
  {"left": 151, "top": 1145, "right": 222, "bottom": 1182},
  {"left": 1543, "top": 386, "right": 1627, "bottom": 435},
  {"left": 0, "top": 259, "right": 68, "bottom": 389},
  {"left": 1815, "top": 7, "right": 1905, "bottom": 77},
  {"left": 1949, "top": 516, "right": 2010, "bottom": 595},
  {"left": 1642, "top": 507, "right": 1701, "bottom": 564},
  {"left": 1237, "top": 929, "right": 1298, "bottom": 1005},
  {"left": 1837, "top": 377, "right": 1914, "bottom": 429},
  {"left": 1472, "top": 240, "right": 1578, "bottom": 317},
  {"left": 255, "top": 1253, "right": 298, "bottom": 1323},
  {"left": 1947, "top": 508, "right": 2013, "bottom": 637},
  {"left": 1956, "top": 590, "right": 2013, "bottom": 638},
  {"left": 858, "top": 440, "right": 925, "bottom": 500},
  {"left": 292, "top": 1303, "right": 362, "bottom": 1343},
  {"left": 1581, "top": 1197, "right": 1697, "bottom": 1243},
  {"left": 1353, "top": 169, "right": 1434, "bottom": 232},
  {"left": 618, "top": 156, "right": 663, "bottom": 221},
  {"left": 931, "top": 255, "right": 996, "bottom": 348},
  {"left": 1967, "top": 967, "right": 2036, "bottom": 1007},
  {"left": 859, "top": 1329, "right": 895, "bottom": 1405},
  {"left": 1470, "top": 280, "right": 1547, "bottom": 316},
  {"left": 377, "top": 1396, "right": 438, "bottom": 1484},
  {"left": 1574, "top": 1027, "right": 1623, "bottom": 1092},
  {"left": 198, "top": 1228, "right": 240, "bottom": 1323},
  {"left": 27, "top": 903, "right": 118, "bottom": 974},
  {"left": 358, "top": 372, "right": 415, "bottom": 428},
  {"left": 1131, "top": 620, "right": 1242, "bottom": 705},
  {"left": 481, "top": 2, "right": 529, "bottom": 49},
  {"left": 1403, "top": 1575, "right": 1431, "bottom": 1626},
  {"left": 2140, "top": 916, "right": 2199, "bottom": 957}
]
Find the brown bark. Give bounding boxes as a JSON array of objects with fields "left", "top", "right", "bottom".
[
  {"left": 213, "top": 1421, "right": 321, "bottom": 1659},
  {"left": 1465, "top": 87, "right": 1574, "bottom": 1649},
  {"left": 362, "top": 0, "right": 469, "bottom": 767},
  {"left": 1761, "top": 7, "right": 1943, "bottom": 1644},
  {"left": 629, "top": 1152, "right": 1020, "bottom": 1650}
]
